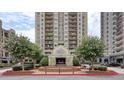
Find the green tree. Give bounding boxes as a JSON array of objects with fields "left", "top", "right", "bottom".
[
  {"left": 4, "top": 35, "right": 33, "bottom": 70},
  {"left": 76, "top": 36, "right": 105, "bottom": 70},
  {"left": 29, "top": 43, "right": 43, "bottom": 68}
]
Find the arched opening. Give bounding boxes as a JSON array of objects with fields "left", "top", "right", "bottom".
[{"left": 49, "top": 45, "right": 73, "bottom": 66}]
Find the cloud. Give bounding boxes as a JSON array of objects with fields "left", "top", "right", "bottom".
[
  {"left": 22, "top": 12, "right": 34, "bottom": 18},
  {"left": 88, "top": 12, "right": 100, "bottom": 37},
  {"left": 0, "top": 12, "right": 101, "bottom": 43},
  {"left": 0, "top": 12, "right": 35, "bottom": 42},
  {"left": 16, "top": 28, "right": 35, "bottom": 43},
  {"left": 0, "top": 12, "right": 34, "bottom": 30}
]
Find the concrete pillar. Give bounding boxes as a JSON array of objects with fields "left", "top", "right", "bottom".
[
  {"left": 49, "top": 56, "right": 56, "bottom": 66},
  {"left": 123, "top": 56, "right": 124, "bottom": 64},
  {"left": 7, "top": 58, "right": 10, "bottom": 65},
  {"left": 66, "top": 56, "right": 73, "bottom": 66},
  {"left": 101, "top": 58, "right": 104, "bottom": 63}
]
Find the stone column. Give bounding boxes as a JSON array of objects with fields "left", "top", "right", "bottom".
[
  {"left": 66, "top": 56, "right": 73, "bottom": 66},
  {"left": 49, "top": 56, "right": 56, "bottom": 66}
]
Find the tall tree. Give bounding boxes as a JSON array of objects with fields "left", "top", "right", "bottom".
[
  {"left": 76, "top": 36, "right": 105, "bottom": 69},
  {"left": 4, "top": 35, "right": 33, "bottom": 70},
  {"left": 29, "top": 43, "right": 43, "bottom": 68}
]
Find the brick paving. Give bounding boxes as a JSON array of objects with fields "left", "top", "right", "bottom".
[{"left": 0, "top": 67, "right": 124, "bottom": 80}]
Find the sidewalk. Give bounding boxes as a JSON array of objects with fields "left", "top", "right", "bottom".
[
  {"left": 108, "top": 67, "right": 124, "bottom": 74},
  {"left": 0, "top": 68, "right": 12, "bottom": 76}
]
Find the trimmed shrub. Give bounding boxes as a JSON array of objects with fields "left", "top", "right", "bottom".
[
  {"left": 0, "top": 65, "right": 3, "bottom": 68},
  {"left": 12, "top": 65, "right": 34, "bottom": 71},
  {"left": 98, "top": 66, "right": 107, "bottom": 71},
  {"left": 24, "top": 65, "right": 33, "bottom": 70},
  {"left": 35, "top": 64, "right": 41, "bottom": 68},
  {"left": 73, "top": 57, "right": 80, "bottom": 66},
  {"left": 24, "top": 62, "right": 33, "bottom": 65},
  {"left": 12, "top": 66, "right": 22, "bottom": 71},
  {"left": 94, "top": 66, "right": 107, "bottom": 71},
  {"left": 40, "top": 57, "right": 48, "bottom": 66},
  {"left": 94, "top": 66, "right": 98, "bottom": 70}
]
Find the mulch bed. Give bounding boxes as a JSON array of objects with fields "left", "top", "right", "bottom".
[
  {"left": 1, "top": 68, "right": 120, "bottom": 76},
  {"left": 2, "top": 70, "right": 34, "bottom": 75},
  {"left": 39, "top": 67, "right": 81, "bottom": 72},
  {"left": 86, "top": 70, "right": 119, "bottom": 74}
]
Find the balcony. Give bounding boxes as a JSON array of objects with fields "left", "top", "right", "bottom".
[
  {"left": 69, "top": 45, "right": 77, "bottom": 49},
  {"left": 45, "top": 25, "right": 53, "bottom": 28},
  {"left": 45, "top": 29, "right": 53, "bottom": 32},
  {"left": 115, "top": 40, "right": 123, "bottom": 47},
  {"left": 115, "top": 46, "right": 123, "bottom": 52},
  {"left": 45, "top": 13, "right": 53, "bottom": 16},
  {"left": 116, "top": 30, "right": 123, "bottom": 35},
  {"left": 69, "top": 20, "right": 77, "bottom": 23},
  {"left": 45, "top": 20, "right": 53, "bottom": 24},
  {"left": 69, "top": 29, "right": 77, "bottom": 32},
  {"left": 45, "top": 42, "right": 53, "bottom": 44},
  {"left": 69, "top": 24, "right": 77, "bottom": 28},
  {"left": 45, "top": 17, "right": 53, "bottom": 20},
  {"left": 69, "top": 41, "right": 77, "bottom": 45},
  {"left": 45, "top": 37, "right": 53, "bottom": 40},
  {"left": 69, "top": 37, "right": 77, "bottom": 40},
  {"left": 116, "top": 34, "right": 123, "bottom": 41},
  {"left": 45, "top": 33, "right": 53, "bottom": 36},
  {"left": 45, "top": 45, "right": 54, "bottom": 49}
]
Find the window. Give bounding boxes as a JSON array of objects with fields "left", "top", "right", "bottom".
[
  {"left": 54, "top": 27, "right": 58, "bottom": 29},
  {"left": 37, "top": 24, "right": 40, "bottom": 27},
  {"left": 65, "top": 14, "right": 67, "bottom": 16},
  {"left": 65, "top": 23, "right": 67, "bottom": 25}
]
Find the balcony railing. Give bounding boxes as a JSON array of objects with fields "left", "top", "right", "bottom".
[
  {"left": 115, "top": 46, "right": 123, "bottom": 52},
  {"left": 115, "top": 40, "right": 123, "bottom": 46},
  {"left": 116, "top": 30, "right": 123, "bottom": 35},
  {"left": 116, "top": 34, "right": 123, "bottom": 41}
]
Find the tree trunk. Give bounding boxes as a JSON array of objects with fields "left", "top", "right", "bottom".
[
  {"left": 91, "top": 58, "right": 95, "bottom": 70},
  {"left": 33, "top": 59, "right": 36, "bottom": 69},
  {"left": 22, "top": 59, "right": 25, "bottom": 71}
]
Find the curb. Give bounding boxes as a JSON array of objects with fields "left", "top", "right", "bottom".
[{"left": 1, "top": 73, "right": 120, "bottom": 76}]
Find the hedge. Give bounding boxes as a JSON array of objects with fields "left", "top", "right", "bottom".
[
  {"left": 40, "top": 57, "right": 48, "bottom": 66},
  {"left": 12, "top": 66, "right": 22, "bottom": 71},
  {"left": 94, "top": 66, "right": 107, "bottom": 71},
  {"left": 12, "top": 65, "right": 34, "bottom": 71},
  {"left": 0, "top": 63, "right": 5, "bottom": 68},
  {"left": 73, "top": 57, "right": 80, "bottom": 66}
]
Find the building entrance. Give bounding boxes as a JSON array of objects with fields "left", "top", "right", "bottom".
[{"left": 56, "top": 58, "right": 66, "bottom": 65}]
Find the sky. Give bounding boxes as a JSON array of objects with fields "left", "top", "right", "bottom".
[{"left": 0, "top": 12, "right": 100, "bottom": 43}]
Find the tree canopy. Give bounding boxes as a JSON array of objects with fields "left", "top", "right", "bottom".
[
  {"left": 76, "top": 36, "right": 105, "bottom": 69},
  {"left": 4, "top": 35, "right": 43, "bottom": 70}
]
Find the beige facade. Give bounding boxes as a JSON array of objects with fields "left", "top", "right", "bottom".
[
  {"left": 49, "top": 46, "right": 73, "bottom": 66},
  {"left": 35, "top": 12, "right": 87, "bottom": 66},
  {"left": 101, "top": 12, "right": 124, "bottom": 56},
  {"left": 0, "top": 19, "right": 15, "bottom": 64},
  {"left": 101, "top": 12, "right": 124, "bottom": 64}
]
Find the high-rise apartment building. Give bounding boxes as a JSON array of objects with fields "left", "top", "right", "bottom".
[
  {"left": 101, "top": 12, "right": 124, "bottom": 64},
  {"left": 0, "top": 19, "right": 15, "bottom": 64},
  {"left": 35, "top": 12, "right": 87, "bottom": 66}
]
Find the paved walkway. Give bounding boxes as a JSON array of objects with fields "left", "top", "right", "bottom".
[
  {"left": 0, "top": 74, "right": 124, "bottom": 80},
  {"left": 108, "top": 67, "right": 124, "bottom": 74},
  {"left": 0, "top": 67, "right": 12, "bottom": 76}
]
